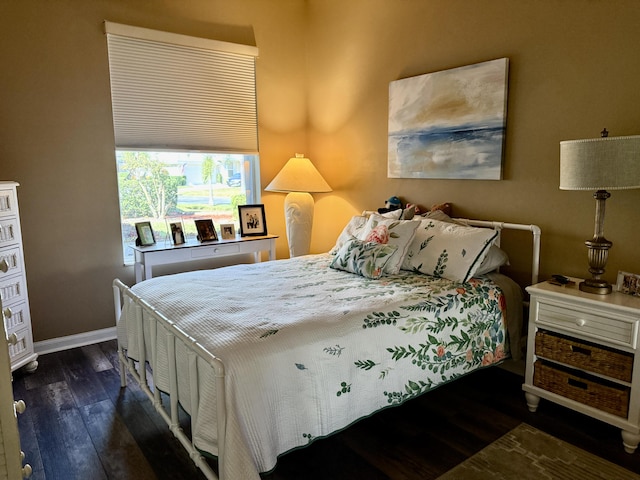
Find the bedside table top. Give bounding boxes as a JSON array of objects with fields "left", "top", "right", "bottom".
[{"left": 527, "top": 278, "right": 640, "bottom": 314}]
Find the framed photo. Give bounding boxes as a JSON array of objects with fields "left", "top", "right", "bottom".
[
  {"left": 168, "top": 220, "right": 186, "bottom": 245},
  {"left": 195, "top": 219, "right": 218, "bottom": 242},
  {"left": 238, "top": 204, "right": 267, "bottom": 237},
  {"left": 135, "top": 221, "right": 156, "bottom": 246},
  {"left": 220, "top": 223, "right": 236, "bottom": 240},
  {"left": 616, "top": 271, "right": 640, "bottom": 296}
]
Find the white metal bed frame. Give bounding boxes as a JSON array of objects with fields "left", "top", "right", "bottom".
[{"left": 112, "top": 220, "right": 541, "bottom": 480}]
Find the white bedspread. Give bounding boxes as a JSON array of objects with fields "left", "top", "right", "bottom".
[{"left": 118, "top": 254, "right": 521, "bottom": 480}]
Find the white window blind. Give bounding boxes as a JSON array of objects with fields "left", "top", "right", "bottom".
[{"left": 104, "top": 21, "right": 259, "bottom": 152}]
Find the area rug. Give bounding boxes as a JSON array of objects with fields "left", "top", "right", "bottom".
[{"left": 436, "top": 423, "right": 639, "bottom": 480}]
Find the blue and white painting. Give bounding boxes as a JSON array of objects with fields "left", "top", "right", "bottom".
[{"left": 388, "top": 58, "right": 509, "bottom": 180}]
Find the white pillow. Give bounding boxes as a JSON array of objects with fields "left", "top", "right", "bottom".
[
  {"left": 474, "top": 245, "right": 510, "bottom": 276},
  {"left": 359, "top": 214, "right": 420, "bottom": 274},
  {"left": 330, "top": 215, "right": 368, "bottom": 254},
  {"left": 361, "top": 209, "right": 403, "bottom": 220},
  {"left": 401, "top": 218, "right": 498, "bottom": 283}
]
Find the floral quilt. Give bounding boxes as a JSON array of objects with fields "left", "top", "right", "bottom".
[{"left": 118, "top": 253, "right": 518, "bottom": 480}]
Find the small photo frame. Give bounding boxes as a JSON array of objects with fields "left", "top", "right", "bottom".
[
  {"left": 616, "top": 271, "right": 640, "bottom": 296},
  {"left": 195, "top": 219, "right": 218, "bottom": 242},
  {"left": 220, "top": 223, "right": 236, "bottom": 240},
  {"left": 169, "top": 220, "right": 186, "bottom": 245},
  {"left": 238, "top": 204, "right": 267, "bottom": 237},
  {"left": 135, "top": 221, "right": 156, "bottom": 246}
]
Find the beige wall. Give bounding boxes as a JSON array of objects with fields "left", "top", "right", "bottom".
[
  {"left": 1, "top": 0, "right": 640, "bottom": 343},
  {"left": 301, "top": 0, "right": 640, "bottom": 288}
]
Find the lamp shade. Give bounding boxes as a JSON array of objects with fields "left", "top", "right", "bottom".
[
  {"left": 560, "top": 135, "right": 640, "bottom": 191},
  {"left": 265, "top": 154, "right": 332, "bottom": 193}
]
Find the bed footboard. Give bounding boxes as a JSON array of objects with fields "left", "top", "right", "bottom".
[{"left": 112, "top": 279, "right": 227, "bottom": 480}]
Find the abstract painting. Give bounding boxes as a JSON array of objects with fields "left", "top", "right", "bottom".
[{"left": 388, "top": 58, "right": 509, "bottom": 180}]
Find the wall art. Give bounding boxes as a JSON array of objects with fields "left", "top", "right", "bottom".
[{"left": 388, "top": 58, "right": 509, "bottom": 180}]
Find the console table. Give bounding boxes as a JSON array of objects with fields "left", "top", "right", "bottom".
[{"left": 130, "top": 234, "right": 278, "bottom": 283}]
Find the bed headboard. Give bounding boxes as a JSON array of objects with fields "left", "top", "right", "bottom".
[{"left": 454, "top": 219, "right": 541, "bottom": 286}]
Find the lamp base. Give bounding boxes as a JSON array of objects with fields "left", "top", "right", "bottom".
[
  {"left": 283, "top": 191, "right": 314, "bottom": 257},
  {"left": 579, "top": 278, "right": 612, "bottom": 295}
]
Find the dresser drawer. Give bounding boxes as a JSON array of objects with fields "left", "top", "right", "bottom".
[
  {"left": 535, "top": 330, "right": 633, "bottom": 382},
  {"left": 0, "top": 188, "right": 18, "bottom": 218},
  {"left": 0, "top": 245, "right": 22, "bottom": 278},
  {"left": 536, "top": 300, "right": 638, "bottom": 348},
  {"left": 0, "top": 273, "right": 28, "bottom": 307},
  {"left": 7, "top": 327, "right": 34, "bottom": 365},
  {"left": 0, "top": 218, "right": 20, "bottom": 248},
  {"left": 2, "top": 301, "right": 30, "bottom": 335}
]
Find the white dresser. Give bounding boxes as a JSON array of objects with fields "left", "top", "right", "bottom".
[{"left": 0, "top": 182, "right": 37, "bottom": 373}]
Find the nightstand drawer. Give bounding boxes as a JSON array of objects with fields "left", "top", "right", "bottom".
[
  {"left": 537, "top": 301, "right": 638, "bottom": 348},
  {"left": 533, "top": 361, "right": 630, "bottom": 418},
  {"left": 535, "top": 330, "right": 633, "bottom": 382}
]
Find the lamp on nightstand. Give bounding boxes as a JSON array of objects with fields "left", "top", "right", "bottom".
[
  {"left": 265, "top": 154, "right": 332, "bottom": 257},
  {"left": 560, "top": 129, "right": 640, "bottom": 294}
]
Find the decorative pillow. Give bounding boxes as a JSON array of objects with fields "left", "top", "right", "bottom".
[
  {"left": 329, "top": 215, "right": 368, "bottom": 254},
  {"left": 401, "top": 218, "right": 499, "bottom": 283},
  {"left": 359, "top": 214, "right": 420, "bottom": 274},
  {"left": 474, "top": 245, "right": 510, "bottom": 276},
  {"left": 330, "top": 239, "right": 398, "bottom": 279}
]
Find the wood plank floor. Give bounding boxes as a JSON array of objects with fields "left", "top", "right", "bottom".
[{"left": 10, "top": 340, "right": 640, "bottom": 479}]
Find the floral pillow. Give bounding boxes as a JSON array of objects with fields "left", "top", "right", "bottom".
[
  {"left": 401, "top": 218, "right": 498, "bottom": 283},
  {"left": 330, "top": 239, "right": 398, "bottom": 279},
  {"left": 329, "top": 215, "right": 368, "bottom": 254},
  {"left": 359, "top": 214, "right": 420, "bottom": 274}
]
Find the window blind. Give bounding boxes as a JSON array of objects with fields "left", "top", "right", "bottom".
[{"left": 104, "top": 21, "right": 259, "bottom": 153}]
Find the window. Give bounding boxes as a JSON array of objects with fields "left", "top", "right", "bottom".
[
  {"left": 116, "top": 151, "right": 260, "bottom": 263},
  {"left": 104, "top": 22, "right": 260, "bottom": 263}
]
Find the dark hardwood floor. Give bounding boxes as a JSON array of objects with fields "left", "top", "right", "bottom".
[{"left": 10, "top": 340, "right": 640, "bottom": 479}]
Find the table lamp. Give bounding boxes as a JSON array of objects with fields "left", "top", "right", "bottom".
[
  {"left": 265, "top": 154, "right": 332, "bottom": 257},
  {"left": 560, "top": 129, "right": 640, "bottom": 294}
]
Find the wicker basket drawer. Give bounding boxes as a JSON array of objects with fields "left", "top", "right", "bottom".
[
  {"left": 533, "top": 361, "right": 630, "bottom": 418},
  {"left": 535, "top": 330, "right": 633, "bottom": 382}
]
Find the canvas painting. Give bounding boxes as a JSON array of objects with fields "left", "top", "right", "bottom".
[{"left": 388, "top": 58, "right": 509, "bottom": 180}]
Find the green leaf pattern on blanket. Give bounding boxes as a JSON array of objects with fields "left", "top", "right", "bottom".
[{"left": 348, "top": 275, "right": 507, "bottom": 406}]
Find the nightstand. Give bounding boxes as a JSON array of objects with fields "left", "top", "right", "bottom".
[{"left": 523, "top": 279, "right": 640, "bottom": 453}]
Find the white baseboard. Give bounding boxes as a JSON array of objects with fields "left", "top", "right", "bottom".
[{"left": 34, "top": 327, "right": 117, "bottom": 356}]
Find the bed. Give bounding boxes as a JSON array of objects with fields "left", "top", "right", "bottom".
[{"left": 113, "top": 213, "right": 541, "bottom": 480}]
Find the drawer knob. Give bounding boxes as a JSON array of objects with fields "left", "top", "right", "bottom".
[
  {"left": 7, "top": 333, "right": 18, "bottom": 346},
  {"left": 22, "top": 463, "right": 32, "bottom": 478},
  {"left": 0, "top": 258, "right": 8, "bottom": 273},
  {"left": 575, "top": 318, "right": 586, "bottom": 327},
  {"left": 4, "top": 307, "right": 12, "bottom": 318},
  {"left": 14, "top": 399, "right": 26, "bottom": 414}
]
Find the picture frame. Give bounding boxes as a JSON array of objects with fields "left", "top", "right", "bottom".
[
  {"left": 135, "top": 221, "right": 156, "bottom": 246},
  {"left": 238, "top": 204, "right": 267, "bottom": 237},
  {"left": 616, "top": 271, "right": 640, "bottom": 296},
  {"left": 168, "top": 220, "right": 186, "bottom": 245},
  {"left": 220, "top": 223, "right": 236, "bottom": 240},
  {"left": 195, "top": 219, "right": 218, "bottom": 242}
]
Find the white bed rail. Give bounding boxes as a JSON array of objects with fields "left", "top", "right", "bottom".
[
  {"left": 455, "top": 219, "right": 541, "bottom": 286},
  {"left": 113, "top": 279, "right": 226, "bottom": 480}
]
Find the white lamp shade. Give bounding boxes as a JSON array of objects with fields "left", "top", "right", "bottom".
[
  {"left": 265, "top": 154, "right": 332, "bottom": 193},
  {"left": 560, "top": 135, "right": 640, "bottom": 191}
]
